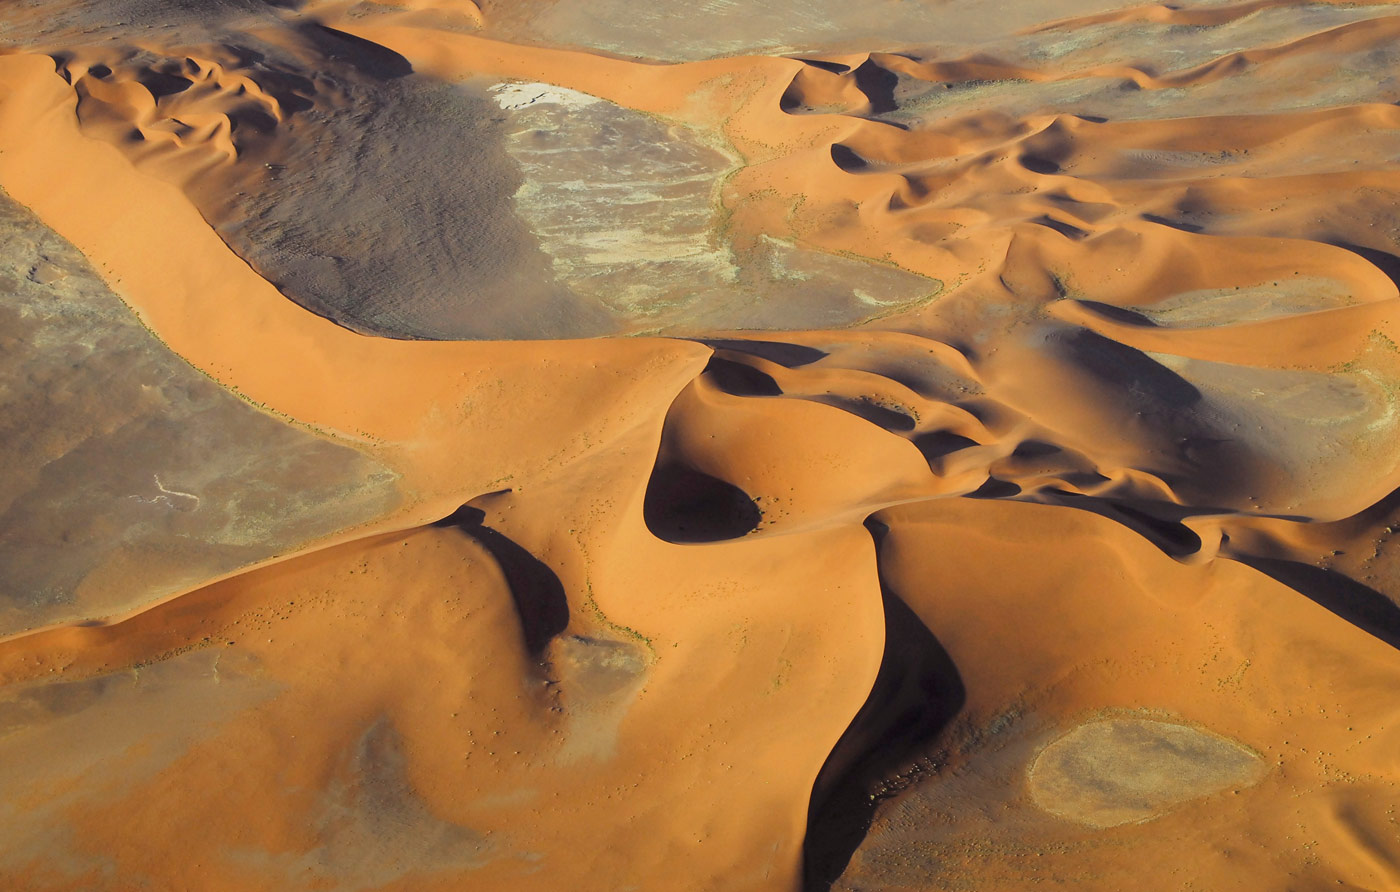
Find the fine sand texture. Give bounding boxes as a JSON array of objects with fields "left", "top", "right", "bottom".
[{"left": 2, "top": 0, "right": 1400, "bottom": 890}]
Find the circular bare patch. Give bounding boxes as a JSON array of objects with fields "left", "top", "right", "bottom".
[{"left": 1028, "top": 718, "right": 1265, "bottom": 827}]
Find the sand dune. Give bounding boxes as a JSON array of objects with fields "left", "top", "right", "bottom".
[{"left": 1, "top": 0, "right": 1399, "bottom": 889}]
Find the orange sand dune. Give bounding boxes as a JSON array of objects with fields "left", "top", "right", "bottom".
[
  {"left": 1, "top": 0, "right": 1399, "bottom": 889},
  {"left": 1029, "top": 0, "right": 1400, "bottom": 31}
]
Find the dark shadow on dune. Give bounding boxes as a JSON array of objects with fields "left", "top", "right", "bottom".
[
  {"left": 1013, "top": 439, "right": 1060, "bottom": 457},
  {"left": 229, "top": 105, "right": 279, "bottom": 134},
  {"left": 1019, "top": 154, "right": 1061, "bottom": 175},
  {"left": 643, "top": 464, "right": 761, "bottom": 543},
  {"left": 1031, "top": 214, "right": 1087, "bottom": 239},
  {"left": 1346, "top": 484, "right": 1400, "bottom": 526},
  {"left": 703, "top": 357, "right": 782, "bottom": 396},
  {"left": 913, "top": 430, "right": 980, "bottom": 463},
  {"left": 853, "top": 58, "right": 899, "bottom": 115},
  {"left": 1063, "top": 470, "right": 1113, "bottom": 488},
  {"left": 796, "top": 58, "right": 853, "bottom": 74},
  {"left": 434, "top": 505, "right": 568, "bottom": 654},
  {"left": 831, "top": 143, "right": 870, "bottom": 172},
  {"left": 1328, "top": 241, "right": 1400, "bottom": 292},
  {"left": 892, "top": 175, "right": 928, "bottom": 209},
  {"left": 966, "top": 476, "right": 1022, "bottom": 499},
  {"left": 136, "top": 69, "right": 192, "bottom": 99},
  {"left": 698, "top": 339, "right": 827, "bottom": 367},
  {"left": 1142, "top": 212, "right": 1204, "bottom": 233},
  {"left": 298, "top": 24, "right": 413, "bottom": 79},
  {"left": 1237, "top": 556, "right": 1400, "bottom": 650},
  {"left": 1059, "top": 329, "right": 1201, "bottom": 408},
  {"left": 1037, "top": 490, "right": 1205, "bottom": 559},
  {"left": 48, "top": 53, "right": 74, "bottom": 84},
  {"left": 803, "top": 518, "right": 965, "bottom": 891},
  {"left": 240, "top": 54, "right": 317, "bottom": 112},
  {"left": 818, "top": 396, "right": 917, "bottom": 432},
  {"left": 1111, "top": 502, "right": 1203, "bottom": 555},
  {"left": 1075, "top": 300, "right": 1160, "bottom": 327}
]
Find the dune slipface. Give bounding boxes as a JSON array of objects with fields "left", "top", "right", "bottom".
[{"left": 1, "top": 0, "right": 1399, "bottom": 890}]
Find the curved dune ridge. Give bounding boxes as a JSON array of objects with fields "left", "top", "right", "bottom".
[{"left": 1, "top": 1, "right": 1400, "bottom": 890}]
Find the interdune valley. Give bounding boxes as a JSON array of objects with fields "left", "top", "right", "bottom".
[{"left": 2, "top": 0, "right": 1400, "bottom": 889}]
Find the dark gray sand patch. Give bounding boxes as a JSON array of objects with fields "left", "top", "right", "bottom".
[
  {"left": 477, "top": 0, "right": 1136, "bottom": 62},
  {"left": 207, "top": 64, "right": 610, "bottom": 340},
  {"left": 0, "top": 190, "right": 398, "bottom": 634}
]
